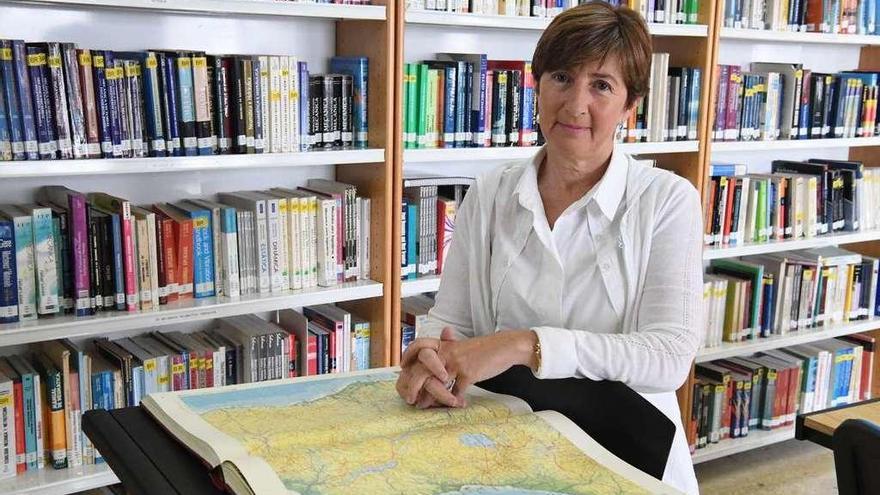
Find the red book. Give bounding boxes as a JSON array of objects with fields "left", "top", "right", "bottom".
[
  {"left": 153, "top": 211, "right": 179, "bottom": 304},
  {"left": 89, "top": 193, "right": 138, "bottom": 311},
  {"left": 436, "top": 70, "right": 446, "bottom": 148},
  {"left": 484, "top": 70, "right": 493, "bottom": 147},
  {"left": 725, "top": 66, "right": 741, "bottom": 141},
  {"left": 436, "top": 197, "right": 457, "bottom": 275},
  {"left": 722, "top": 177, "right": 736, "bottom": 245},
  {"left": 0, "top": 358, "right": 26, "bottom": 474},
  {"left": 153, "top": 204, "right": 194, "bottom": 301},
  {"left": 842, "top": 333, "right": 875, "bottom": 400},
  {"left": 288, "top": 332, "right": 298, "bottom": 378}
]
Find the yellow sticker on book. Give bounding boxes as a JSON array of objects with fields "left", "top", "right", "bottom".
[
  {"left": 194, "top": 217, "right": 209, "bottom": 229},
  {"left": 125, "top": 64, "right": 141, "bottom": 77},
  {"left": 27, "top": 53, "right": 46, "bottom": 66},
  {"left": 146, "top": 55, "right": 158, "bottom": 69},
  {"left": 279, "top": 202, "right": 288, "bottom": 214},
  {"left": 193, "top": 57, "right": 207, "bottom": 69},
  {"left": 270, "top": 90, "right": 281, "bottom": 102},
  {"left": 178, "top": 57, "right": 191, "bottom": 69},
  {"left": 48, "top": 56, "right": 62, "bottom": 68},
  {"left": 158, "top": 376, "right": 170, "bottom": 385},
  {"left": 281, "top": 69, "right": 289, "bottom": 77},
  {"left": 145, "top": 360, "right": 156, "bottom": 372},
  {"left": 0, "top": 396, "right": 9, "bottom": 408},
  {"left": 79, "top": 52, "right": 92, "bottom": 66},
  {"left": 172, "top": 363, "right": 185, "bottom": 374},
  {"left": 767, "top": 370, "right": 777, "bottom": 380},
  {"left": 0, "top": 48, "right": 11, "bottom": 61},
  {"left": 833, "top": 177, "right": 844, "bottom": 189},
  {"left": 92, "top": 55, "right": 104, "bottom": 68},
  {"left": 498, "top": 72, "right": 508, "bottom": 84}
]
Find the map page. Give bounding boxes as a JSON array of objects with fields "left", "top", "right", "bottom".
[{"left": 142, "top": 369, "right": 679, "bottom": 495}]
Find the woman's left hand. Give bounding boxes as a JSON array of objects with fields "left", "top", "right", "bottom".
[{"left": 438, "top": 328, "right": 539, "bottom": 406}]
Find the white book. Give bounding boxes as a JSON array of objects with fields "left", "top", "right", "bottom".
[
  {"left": 0, "top": 370, "right": 15, "bottom": 479},
  {"left": 26, "top": 205, "right": 60, "bottom": 315},
  {"left": 288, "top": 56, "right": 301, "bottom": 152},
  {"left": 279, "top": 57, "right": 291, "bottom": 153},
  {"left": 316, "top": 198, "right": 337, "bottom": 287},
  {"left": 268, "top": 56, "right": 282, "bottom": 154},
  {"left": 272, "top": 195, "right": 291, "bottom": 292},
  {"left": 359, "top": 197, "right": 371, "bottom": 280},
  {"left": 268, "top": 189, "right": 305, "bottom": 291},
  {"left": 236, "top": 211, "right": 252, "bottom": 295},
  {"left": 243, "top": 192, "right": 285, "bottom": 293},
  {"left": 0, "top": 206, "right": 37, "bottom": 320},
  {"left": 258, "top": 56, "right": 270, "bottom": 153},
  {"left": 218, "top": 194, "right": 270, "bottom": 294}
]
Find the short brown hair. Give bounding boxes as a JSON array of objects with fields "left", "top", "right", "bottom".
[{"left": 532, "top": 2, "right": 652, "bottom": 108}]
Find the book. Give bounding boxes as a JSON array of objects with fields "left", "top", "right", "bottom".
[{"left": 141, "top": 370, "right": 676, "bottom": 495}]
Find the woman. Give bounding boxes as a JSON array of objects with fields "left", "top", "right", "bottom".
[{"left": 396, "top": 3, "right": 702, "bottom": 494}]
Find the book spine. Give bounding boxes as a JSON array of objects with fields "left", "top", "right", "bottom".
[
  {"left": 90, "top": 52, "right": 113, "bottom": 158},
  {"left": 11, "top": 41, "right": 39, "bottom": 160},
  {"left": 299, "top": 62, "right": 310, "bottom": 151},
  {"left": 252, "top": 56, "right": 265, "bottom": 154},
  {"left": 0, "top": 41, "right": 25, "bottom": 160},
  {"left": 123, "top": 60, "right": 145, "bottom": 158},
  {"left": 141, "top": 52, "right": 166, "bottom": 157},
  {"left": 193, "top": 211, "right": 215, "bottom": 298},
  {"left": 177, "top": 219, "right": 194, "bottom": 299},
  {"left": 176, "top": 54, "right": 197, "bottom": 155},
  {"left": 25, "top": 45, "right": 57, "bottom": 159},
  {"left": 104, "top": 55, "right": 125, "bottom": 158},
  {"left": 270, "top": 56, "right": 284, "bottom": 153},
  {"left": 44, "top": 367, "right": 67, "bottom": 469},
  {"left": 0, "top": 221, "right": 18, "bottom": 323},
  {"left": 10, "top": 213, "right": 36, "bottom": 321},
  {"left": 288, "top": 57, "right": 301, "bottom": 152},
  {"left": 117, "top": 201, "right": 137, "bottom": 311},
  {"left": 19, "top": 370, "right": 35, "bottom": 470},
  {"left": 31, "top": 207, "right": 59, "bottom": 315},
  {"left": 158, "top": 53, "right": 182, "bottom": 156},
  {"left": 191, "top": 54, "right": 212, "bottom": 155},
  {"left": 258, "top": 56, "right": 270, "bottom": 155},
  {"left": 46, "top": 43, "right": 73, "bottom": 159},
  {"left": 242, "top": 59, "right": 255, "bottom": 153},
  {"left": 221, "top": 208, "right": 240, "bottom": 298},
  {"left": 212, "top": 56, "right": 231, "bottom": 154},
  {"left": 0, "top": 378, "right": 15, "bottom": 477}
]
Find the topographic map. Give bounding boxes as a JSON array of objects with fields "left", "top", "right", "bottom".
[{"left": 145, "top": 370, "right": 672, "bottom": 494}]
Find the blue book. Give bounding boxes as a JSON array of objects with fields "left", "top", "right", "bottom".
[
  {"left": 463, "top": 62, "right": 473, "bottom": 145},
  {"left": 400, "top": 200, "right": 408, "bottom": 280},
  {"left": 172, "top": 202, "right": 215, "bottom": 298},
  {"left": 175, "top": 52, "right": 198, "bottom": 156},
  {"left": 1, "top": 40, "right": 25, "bottom": 160},
  {"left": 24, "top": 44, "right": 56, "bottom": 159},
  {"left": 100, "top": 51, "right": 124, "bottom": 157},
  {"left": 406, "top": 202, "right": 417, "bottom": 280},
  {"left": 11, "top": 40, "right": 38, "bottom": 160},
  {"left": 0, "top": 218, "right": 18, "bottom": 323},
  {"left": 0, "top": 206, "right": 36, "bottom": 321},
  {"left": 438, "top": 53, "right": 487, "bottom": 147},
  {"left": 158, "top": 52, "right": 182, "bottom": 156},
  {"left": 688, "top": 68, "right": 703, "bottom": 141},
  {"left": 329, "top": 56, "right": 368, "bottom": 149},
  {"left": 0, "top": 61, "right": 10, "bottom": 160},
  {"left": 90, "top": 51, "right": 113, "bottom": 158},
  {"left": 522, "top": 66, "right": 535, "bottom": 145},
  {"left": 299, "top": 61, "right": 310, "bottom": 151},
  {"left": 108, "top": 211, "right": 125, "bottom": 310},
  {"left": 118, "top": 50, "right": 166, "bottom": 157}
]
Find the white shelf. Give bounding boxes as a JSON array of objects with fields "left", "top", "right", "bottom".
[
  {"left": 9, "top": 0, "right": 387, "bottom": 20},
  {"left": 405, "top": 10, "right": 708, "bottom": 36},
  {"left": 696, "top": 318, "right": 880, "bottom": 363},
  {"left": 692, "top": 427, "right": 795, "bottom": 464},
  {"left": 401, "top": 276, "right": 441, "bottom": 297},
  {"left": 712, "top": 136, "right": 880, "bottom": 152},
  {"left": 721, "top": 27, "right": 880, "bottom": 45},
  {"left": 0, "top": 280, "right": 383, "bottom": 347},
  {"left": 703, "top": 230, "right": 880, "bottom": 260},
  {"left": 0, "top": 148, "right": 385, "bottom": 178},
  {"left": 403, "top": 141, "right": 698, "bottom": 163},
  {"left": 0, "top": 463, "right": 118, "bottom": 495}
]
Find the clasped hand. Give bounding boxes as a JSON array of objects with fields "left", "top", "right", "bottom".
[{"left": 395, "top": 328, "right": 537, "bottom": 409}]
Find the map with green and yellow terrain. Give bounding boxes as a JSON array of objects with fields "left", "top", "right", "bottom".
[{"left": 181, "top": 372, "right": 650, "bottom": 495}]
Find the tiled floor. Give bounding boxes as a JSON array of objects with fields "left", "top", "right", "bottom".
[{"left": 695, "top": 439, "right": 837, "bottom": 494}]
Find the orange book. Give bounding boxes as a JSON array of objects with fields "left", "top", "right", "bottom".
[
  {"left": 152, "top": 204, "right": 194, "bottom": 301},
  {"left": 33, "top": 353, "right": 67, "bottom": 469},
  {"left": 153, "top": 211, "right": 179, "bottom": 304}
]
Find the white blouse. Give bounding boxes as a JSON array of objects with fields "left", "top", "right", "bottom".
[{"left": 418, "top": 146, "right": 704, "bottom": 494}]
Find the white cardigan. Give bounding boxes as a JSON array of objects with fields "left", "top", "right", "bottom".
[{"left": 419, "top": 147, "right": 703, "bottom": 494}]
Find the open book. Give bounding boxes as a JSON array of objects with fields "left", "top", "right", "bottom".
[{"left": 142, "top": 368, "right": 680, "bottom": 494}]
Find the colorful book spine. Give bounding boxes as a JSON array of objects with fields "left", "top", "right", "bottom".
[
  {"left": 185, "top": 208, "right": 214, "bottom": 298},
  {"left": 72, "top": 49, "right": 100, "bottom": 158},
  {"left": 220, "top": 207, "right": 240, "bottom": 298},
  {"left": 299, "top": 61, "right": 310, "bottom": 151},
  {"left": 0, "top": 41, "right": 25, "bottom": 160},
  {"left": 0, "top": 219, "right": 17, "bottom": 324},
  {"left": 6, "top": 210, "right": 36, "bottom": 321},
  {"left": 27, "top": 46, "right": 60, "bottom": 159},
  {"left": 158, "top": 52, "right": 182, "bottom": 156},
  {"left": 91, "top": 52, "right": 114, "bottom": 158},
  {"left": 329, "top": 56, "right": 369, "bottom": 148},
  {"left": 31, "top": 207, "right": 60, "bottom": 315},
  {"left": 0, "top": 373, "right": 15, "bottom": 478},
  {"left": 44, "top": 43, "right": 73, "bottom": 159},
  {"left": 176, "top": 53, "right": 198, "bottom": 156},
  {"left": 11, "top": 40, "right": 38, "bottom": 160}
]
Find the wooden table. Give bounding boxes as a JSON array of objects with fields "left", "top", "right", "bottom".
[{"left": 796, "top": 398, "right": 880, "bottom": 449}]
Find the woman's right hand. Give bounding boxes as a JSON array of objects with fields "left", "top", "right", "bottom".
[{"left": 395, "top": 328, "right": 463, "bottom": 408}]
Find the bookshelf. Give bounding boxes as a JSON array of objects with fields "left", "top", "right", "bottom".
[
  {"left": 690, "top": 2, "right": 880, "bottom": 459},
  {"left": 0, "top": 0, "right": 396, "bottom": 491},
  {"left": 691, "top": 426, "right": 796, "bottom": 464},
  {"left": 401, "top": 275, "right": 441, "bottom": 297},
  {"left": 0, "top": 149, "right": 386, "bottom": 178}
]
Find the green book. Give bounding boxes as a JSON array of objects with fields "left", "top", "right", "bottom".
[
  {"left": 711, "top": 259, "right": 765, "bottom": 340},
  {"left": 425, "top": 68, "right": 439, "bottom": 149},
  {"left": 416, "top": 63, "right": 429, "bottom": 149},
  {"left": 756, "top": 179, "right": 768, "bottom": 243},
  {"left": 406, "top": 64, "right": 417, "bottom": 149},
  {"left": 402, "top": 64, "right": 411, "bottom": 149},
  {"left": 686, "top": 0, "right": 699, "bottom": 24}
]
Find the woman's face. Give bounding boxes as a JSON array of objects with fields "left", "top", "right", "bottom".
[{"left": 537, "top": 56, "right": 632, "bottom": 159}]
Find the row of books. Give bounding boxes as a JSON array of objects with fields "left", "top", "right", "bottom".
[
  {"left": 704, "top": 159, "right": 880, "bottom": 247},
  {"left": 619, "top": 54, "right": 702, "bottom": 143},
  {"left": 403, "top": 57, "right": 539, "bottom": 149},
  {"left": 0, "top": 180, "right": 371, "bottom": 324},
  {"left": 400, "top": 176, "right": 472, "bottom": 280},
  {"left": 408, "top": 0, "right": 701, "bottom": 24},
  {"left": 722, "top": 0, "right": 880, "bottom": 35},
  {"left": 690, "top": 335, "right": 875, "bottom": 451},
  {"left": 712, "top": 62, "right": 880, "bottom": 142},
  {"left": 702, "top": 247, "right": 878, "bottom": 348},
  {"left": 0, "top": 39, "right": 369, "bottom": 162},
  {"left": 0, "top": 305, "right": 371, "bottom": 479}
]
